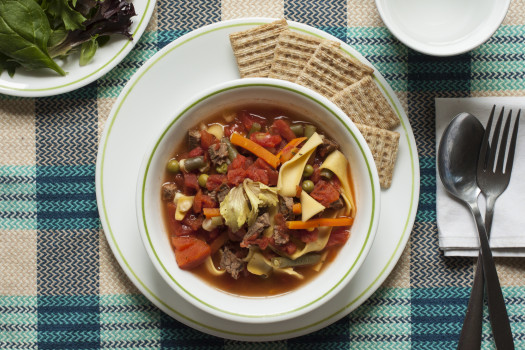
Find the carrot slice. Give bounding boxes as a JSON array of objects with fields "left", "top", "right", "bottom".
[
  {"left": 292, "top": 203, "right": 302, "bottom": 215},
  {"left": 276, "top": 137, "right": 307, "bottom": 163},
  {"left": 286, "top": 217, "right": 354, "bottom": 229},
  {"left": 203, "top": 207, "right": 221, "bottom": 218},
  {"left": 172, "top": 236, "right": 211, "bottom": 270},
  {"left": 230, "top": 133, "right": 280, "bottom": 168}
]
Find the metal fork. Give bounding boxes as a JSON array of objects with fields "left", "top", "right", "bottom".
[{"left": 458, "top": 106, "right": 520, "bottom": 350}]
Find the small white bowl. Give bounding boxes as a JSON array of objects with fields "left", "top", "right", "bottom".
[
  {"left": 136, "top": 78, "right": 380, "bottom": 323},
  {"left": 375, "top": 0, "right": 510, "bottom": 56}
]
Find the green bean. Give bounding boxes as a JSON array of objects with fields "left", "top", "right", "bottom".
[
  {"left": 302, "top": 164, "right": 314, "bottom": 178},
  {"left": 216, "top": 163, "right": 228, "bottom": 174},
  {"left": 271, "top": 253, "right": 322, "bottom": 268},
  {"left": 182, "top": 156, "right": 205, "bottom": 172},
  {"left": 302, "top": 180, "right": 314, "bottom": 193},
  {"left": 222, "top": 137, "right": 239, "bottom": 161},
  {"left": 320, "top": 169, "right": 334, "bottom": 180},
  {"left": 290, "top": 124, "right": 304, "bottom": 137},
  {"left": 248, "top": 122, "right": 261, "bottom": 136},
  {"left": 166, "top": 159, "right": 180, "bottom": 173},
  {"left": 304, "top": 124, "right": 316, "bottom": 138},
  {"left": 198, "top": 174, "right": 209, "bottom": 188}
]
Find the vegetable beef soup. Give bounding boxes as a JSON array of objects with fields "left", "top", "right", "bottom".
[{"left": 161, "top": 104, "right": 355, "bottom": 296}]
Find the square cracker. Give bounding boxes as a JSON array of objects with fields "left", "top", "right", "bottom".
[
  {"left": 331, "top": 76, "right": 400, "bottom": 130},
  {"left": 229, "top": 19, "right": 288, "bottom": 78},
  {"left": 295, "top": 41, "right": 374, "bottom": 98},
  {"left": 355, "top": 123, "right": 400, "bottom": 189},
  {"left": 269, "top": 30, "right": 338, "bottom": 82}
]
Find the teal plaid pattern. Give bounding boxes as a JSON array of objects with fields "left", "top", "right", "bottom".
[{"left": 1, "top": 0, "right": 525, "bottom": 348}]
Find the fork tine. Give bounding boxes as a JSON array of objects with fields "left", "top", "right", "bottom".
[
  {"left": 505, "top": 109, "right": 520, "bottom": 174},
  {"left": 478, "top": 105, "right": 495, "bottom": 172},
  {"left": 496, "top": 110, "right": 512, "bottom": 173},
  {"left": 488, "top": 107, "right": 505, "bottom": 171}
]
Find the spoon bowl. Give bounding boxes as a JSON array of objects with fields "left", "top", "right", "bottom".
[{"left": 437, "top": 112, "right": 484, "bottom": 203}]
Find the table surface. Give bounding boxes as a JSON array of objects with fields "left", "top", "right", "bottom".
[{"left": 1, "top": 0, "right": 525, "bottom": 348}]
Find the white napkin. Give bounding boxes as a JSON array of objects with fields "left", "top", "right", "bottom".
[{"left": 435, "top": 97, "right": 525, "bottom": 257}]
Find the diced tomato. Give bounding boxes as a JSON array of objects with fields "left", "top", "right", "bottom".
[
  {"left": 206, "top": 174, "right": 227, "bottom": 191},
  {"left": 200, "top": 130, "right": 217, "bottom": 150},
  {"left": 194, "top": 190, "right": 217, "bottom": 213},
  {"left": 224, "top": 122, "right": 246, "bottom": 137},
  {"left": 241, "top": 236, "right": 270, "bottom": 250},
  {"left": 171, "top": 218, "right": 194, "bottom": 237},
  {"left": 296, "top": 229, "right": 318, "bottom": 243},
  {"left": 271, "top": 119, "right": 296, "bottom": 142},
  {"left": 249, "top": 132, "right": 282, "bottom": 148},
  {"left": 227, "top": 168, "right": 246, "bottom": 186},
  {"left": 193, "top": 190, "right": 203, "bottom": 213},
  {"left": 282, "top": 241, "right": 297, "bottom": 255},
  {"left": 253, "top": 158, "right": 278, "bottom": 186},
  {"left": 229, "top": 154, "right": 252, "bottom": 170},
  {"left": 327, "top": 227, "right": 350, "bottom": 247},
  {"left": 183, "top": 173, "right": 199, "bottom": 193},
  {"left": 245, "top": 165, "right": 268, "bottom": 185},
  {"left": 182, "top": 214, "right": 204, "bottom": 231},
  {"left": 311, "top": 165, "right": 321, "bottom": 183},
  {"left": 310, "top": 180, "right": 340, "bottom": 207},
  {"left": 171, "top": 236, "right": 211, "bottom": 270},
  {"left": 188, "top": 146, "right": 204, "bottom": 157},
  {"left": 239, "top": 110, "right": 266, "bottom": 130},
  {"left": 295, "top": 185, "right": 302, "bottom": 197},
  {"left": 201, "top": 194, "right": 217, "bottom": 208},
  {"left": 166, "top": 202, "right": 177, "bottom": 231}
]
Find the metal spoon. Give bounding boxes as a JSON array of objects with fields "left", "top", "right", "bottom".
[{"left": 437, "top": 113, "right": 511, "bottom": 349}]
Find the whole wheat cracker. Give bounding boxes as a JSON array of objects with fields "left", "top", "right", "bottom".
[
  {"left": 229, "top": 19, "right": 288, "bottom": 78},
  {"left": 355, "top": 123, "right": 400, "bottom": 189},
  {"left": 268, "top": 31, "right": 338, "bottom": 82},
  {"left": 294, "top": 41, "right": 374, "bottom": 98},
  {"left": 331, "top": 76, "right": 400, "bottom": 130}
]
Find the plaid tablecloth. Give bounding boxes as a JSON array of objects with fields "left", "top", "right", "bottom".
[{"left": 1, "top": 0, "right": 525, "bottom": 348}]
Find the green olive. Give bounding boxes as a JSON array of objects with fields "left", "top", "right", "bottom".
[
  {"left": 302, "top": 164, "right": 314, "bottom": 178},
  {"left": 216, "top": 163, "right": 228, "bottom": 174},
  {"left": 320, "top": 169, "right": 334, "bottom": 180},
  {"left": 198, "top": 173, "right": 209, "bottom": 188},
  {"left": 304, "top": 124, "right": 317, "bottom": 138},
  {"left": 302, "top": 180, "right": 315, "bottom": 193},
  {"left": 166, "top": 159, "right": 180, "bottom": 173},
  {"left": 290, "top": 124, "right": 304, "bottom": 137}
]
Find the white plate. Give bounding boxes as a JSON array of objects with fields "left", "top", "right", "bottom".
[
  {"left": 96, "top": 18, "right": 420, "bottom": 341},
  {"left": 0, "top": 0, "right": 155, "bottom": 97}
]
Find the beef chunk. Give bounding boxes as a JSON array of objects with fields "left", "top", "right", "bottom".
[
  {"left": 208, "top": 142, "right": 229, "bottom": 167},
  {"left": 220, "top": 247, "right": 245, "bottom": 280},
  {"left": 211, "top": 183, "right": 230, "bottom": 203},
  {"left": 317, "top": 137, "right": 339, "bottom": 158},
  {"left": 188, "top": 129, "right": 201, "bottom": 149},
  {"left": 272, "top": 213, "right": 289, "bottom": 246},
  {"left": 330, "top": 196, "right": 345, "bottom": 210},
  {"left": 161, "top": 183, "right": 178, "bottom": 201},
  {"left": 243, "top": 213, "right": 270, "bottom": 243},
  {"left": 272, "top": 228, "right": 289, "bottom": 245},
  {"left": 278, "top": 196, "right": 294, "bottom": 220}
]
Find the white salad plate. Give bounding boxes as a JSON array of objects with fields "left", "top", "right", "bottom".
[
  {"left": 96, "top": 18, "right": 420, "bottom": 341},
  {"left": 0, "top": 0, "right": 155, "bottom": 97}
]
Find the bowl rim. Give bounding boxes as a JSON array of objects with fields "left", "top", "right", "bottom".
[
  {"left": 135, "top": 77, "right": 381, "bottom": 323},
  {"left": 374, "top": 0, "right": 511, "bottom": 56}
]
